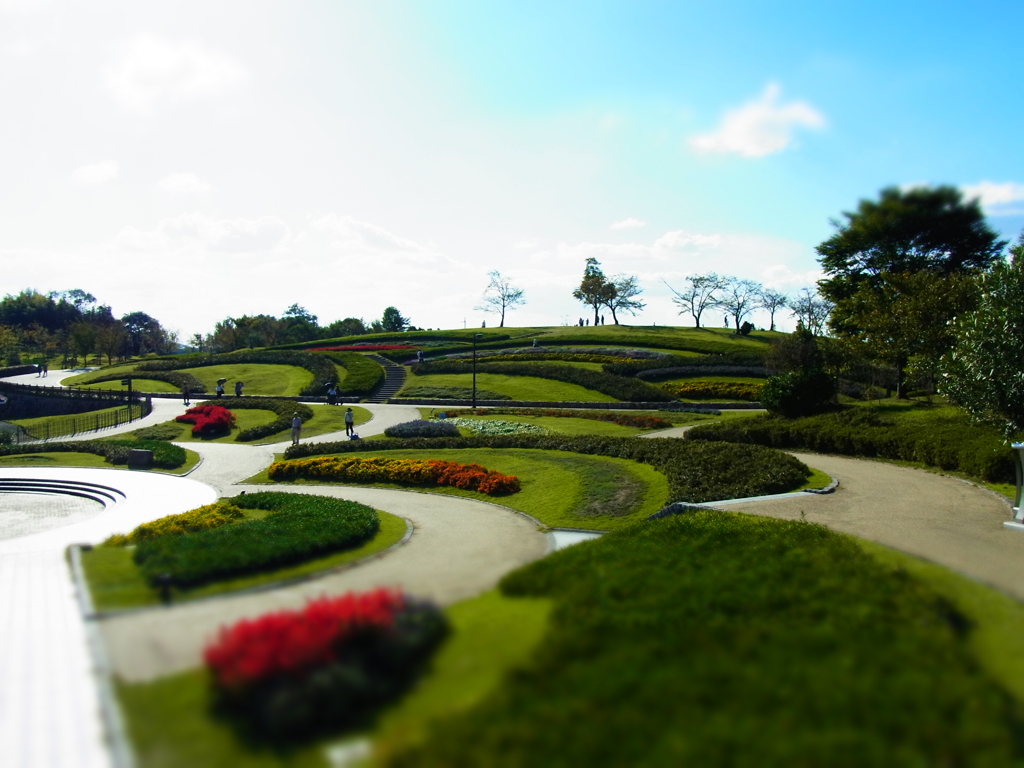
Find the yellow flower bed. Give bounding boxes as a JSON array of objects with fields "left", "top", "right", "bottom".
[
  {"left": 661, "top": 381, "right": 763, "bottom": 401},
  {"left": 104, "top": 502, "right": 245, "bottom": 546}
]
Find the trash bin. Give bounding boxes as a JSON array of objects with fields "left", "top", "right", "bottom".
[{"left": 127, "top": 448, "right": 153, "bottom": 468}]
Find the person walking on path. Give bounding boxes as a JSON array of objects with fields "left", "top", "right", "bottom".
[
  {"left": 41, "top": 362, "right": 47, "bottom": 377},
  {"left": 327, "top": 385, "right": 337, "bottom": 406},
  {"left": 181, "top": 385, "right": 191, "bottom": 406},
  {"left": 215, "top": 381, "right": 225, "bottom": 398},
  {"left": 291, "top": 412, "right": 303, "bottom": 445},
  {"left": 234, "top": 381, "right": 244, "bottom": 397},
  {"left": 344, "top": 407, "right": 355, "bottom": 436}
]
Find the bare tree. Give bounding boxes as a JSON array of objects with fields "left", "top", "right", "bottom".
[
  {"left": 664, "top": 273, "right": 727, "bottom": 328},
  {"left": 718, "top": 278, "right": 763, "bottom": 333},
  {"left": 476, "top": 270, "right": 526, "bottom": 328},
  {"left": 759, "top": 289, "right": 789, "bottom": 331},
  {"left": 602, "top": 275, "right": 645, "bottom": 325},
  {"left": 791, "top": 287, "right": 834, "bottom": 336}
]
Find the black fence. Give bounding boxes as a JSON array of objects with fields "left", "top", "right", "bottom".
[{"left": 2, "top": 401, "right": 152, "bottom": 443}]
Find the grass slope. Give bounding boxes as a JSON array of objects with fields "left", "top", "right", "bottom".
[{"left": 398, "top": 372, "right": 617, "bottom": 402}]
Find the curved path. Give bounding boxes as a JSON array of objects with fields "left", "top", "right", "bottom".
[{"left": 710, "top": 452, "right": 1024, "bottom": 600}]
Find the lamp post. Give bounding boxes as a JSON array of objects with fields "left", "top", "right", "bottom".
[{"left": 472, "top": 332, "right": 483, "bottom": 409}]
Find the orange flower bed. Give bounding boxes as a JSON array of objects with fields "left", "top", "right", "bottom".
[{"left": 267, "top": 456, "right": 520, "bottom": 495}]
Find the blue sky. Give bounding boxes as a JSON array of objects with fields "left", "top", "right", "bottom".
[{"left": 1, "top": 0, "right": 1021, "bottom": 338}]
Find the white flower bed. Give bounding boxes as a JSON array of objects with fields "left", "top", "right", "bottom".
[{"left": 445, "top": 418, "right": 550, "bottom": 436}]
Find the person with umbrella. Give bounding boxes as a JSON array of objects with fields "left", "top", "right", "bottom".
[{"left": 215, "top": 378, "right": 227, "bottom": 398}]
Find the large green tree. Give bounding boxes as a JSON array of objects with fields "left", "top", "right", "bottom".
[
  {"left": 572, "top": 258, "right": 614, "bottom": 325},
  {"left": 817, "top": 185, "right": 1004, "bottom": 397},
  {"left": 940, "top": 233, "right": 1024, "bottom": 438}
]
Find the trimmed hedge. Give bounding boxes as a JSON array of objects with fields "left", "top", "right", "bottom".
[
  {"left": 131, "top": 350, "right": 338, "bottom": 396},
  {"left": 133, "top": 492, "right": 379, "bottom": 587},
  {"left": 0, "top": 439, "right": 186, "bottom": 468},
  {"left": 604, "top": 352, "right": 765, "bottom": 378},
  {"left": 199, "top": 397, "right": 314, "bottom": 442},
  {"left": 284, "top": 435, "right": 810, "bottom": 504},
  {"left": 661, "top": 381, "right": 763, "bottom": 401},
  {"left": 636, "top": 364, "right": 767, "bottom": 381},
  {"left": 399, "top": 386, "right": 512, "bottom": 401},
  {"left": 441, "top": 408, "right": 673, "bottom": 430},
  {"left": 74, "top": 369, "right": 205, "bottom": 392},
  {"left": 104, "top": 502, "right": 244, "bottom": 546},
  {"left": 686, "top": 407, "right": 1016, "bottom": 483},
  {"left": 384, "top": 420, "right": 461, "bottom": 438},
  {"left": 206, "top": 589, "right": 447, "bottom": 743},
  {"left": 392, "top": 512, "right": 1024, "bottom": 765},
  {"left": 414, "top": 361, "right": 674, "bottom": 403},
  {"left": 316, "top": 351, "right": 384, "bottom": 397},
  {"left": 0, "top": 364, "right": 42, "bottom": 377}
]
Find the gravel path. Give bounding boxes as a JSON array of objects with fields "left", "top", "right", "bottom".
[{"left": 99, "top": 484, "right": 548, "bottom": 682}]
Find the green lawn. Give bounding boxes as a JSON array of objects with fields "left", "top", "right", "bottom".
[
  {"left": 82, "top": 510, "right": 407, "bottom": 610},
  {"left": 399, "top": 372, "right": 618, "bottom": 402},
  {"left": 186, "top": 364, "right": 313, "bottom": 397},
  {"left": 62, "top": 363, "right": 138, "bottom": 386},
  {"left": 75, "top": 378, "right": 181, "bottom": 393},
  {"left": 0, "top": 449, "right": 201, "bottom": 475},
  {"left": 247, "top": 447, "right": 670, "bottom": 530},
  {"left": 133, "top": 405, "right": 373, "bottom": 444}
]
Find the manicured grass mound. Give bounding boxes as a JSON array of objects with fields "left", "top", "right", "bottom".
[
  {"left": 686, "top": 406, "right": 1016, "bottom": 482},
  {"left": 105, "top": 502, "right": 244, "bottom": 546},
  {"left": 133, "top": 492, "right": 379, "bottom": 588},
  {"left": 393, "top": 512, "right": 1023, "bottom": 766},
  {"left": 414, "top": 360, "right": 673, "bottom": 402},
  {"left": 384, "top": 420, "right": 460, "bottom": 438},
  {"left": 176, "top": 405, "right": 235, "bottom": 437},
  {"left": 205, "top": 588, "right": 448, "bottom": 743},
  {"left": 316, "top": 351, "right": 384, "bottom": 397},
  {"left": 72, "top": 369, "right": 205, "bottom": 393},
  {"left": 443, "top": 407, "right": 673, "bottom": 430},
  {"left": 286, "top": 435, "right": 809, "bottom": 504},
  {"left": 661, "top": 380, "right": 763, "bottom": 401},
  {"left": 0, "top": 439, "right": 186, "bottom": 469},
  {"left": 268, "top": 457, "right": 521, "bottom": 495}
]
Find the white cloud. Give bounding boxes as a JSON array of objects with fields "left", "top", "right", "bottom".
[
  {"left": 610, "top": 217, "right": 647, "bottom": 230},
  {"left": 962, "top": 181, "right": 1024, "bottom": 215},
  {"left": 116, "top": 212, "right": 291, "bottom": 253},
  {"left": 158, "top": 172, "right": 214, "bottom": 196},
  {"left": 689, "top": 83, "right": 825, "bottom": 158},
  {"left": 104, "top": 35, "right": 247, "bottom": 113},
  {"left": 310, "top": 213, "right": 438, "bottom": 261},
  {"left": 71, "top": 159, "right": 119, "bottom": 185}
]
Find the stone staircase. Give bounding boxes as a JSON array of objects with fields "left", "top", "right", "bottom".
[{"left": 365, "top": 355, "right": 408, "bottom": 403}]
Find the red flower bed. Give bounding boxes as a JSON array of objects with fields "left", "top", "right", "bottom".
[
  {"left": 309, "top": 345, "right": 417, "bottom": 351},
  {"left": 176, "top": 405, "right": 236, "bottom": 436},
  {"left": 205, "top": 588, "right": 404, "bottom": 691}
]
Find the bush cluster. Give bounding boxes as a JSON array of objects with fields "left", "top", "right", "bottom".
[
  {"left": 661, "top": 381, "right": 763, "bottom": 401},
  {"left": 104, "top": 502, "right": 244, "bottom": 546},
  {"left": 686, "top": 407, "right": 1015, "bottom": 482},
  {"left": 636, "top": 364, "right": 767, "bottom": 381},
  {"left": 315, "top": 351, "right": 385, "bottom": 396},
  {"left": 204, "top": 588, "right": 447, "bottom": 742},
  {"left": 0, "top": 439, "right": 186, "bottom": 468},
  {"left": 394, "top": 512, "right": 1023, "bottom": 765},
  {"left": 268, "top": 456, "right": 521, "bottom": 495},
  {"left": 133, "top": 492, "right": 379, "bottom": 587},
  {"left": 604, "top": 352, "right": 765, "bottom": 378},
  {"left": 176, "top": 405, "right": 235, "bottom": 436},
  {"left": 133, "top": 350, "right": 339, "bottom": 396},
  {"left": 200, "top": 397, "right": 314, "bottom": 442},
  {"left": 414, "top": 360, "right": 674, "bottom": 402},
  {"left": 759, "top": 371, "right": 836, "bottom": 417},
  {"left": 309, "top": 345, "right": 415, "bottom": 351},
  {"left": 285, "top": 435, "right": 809, "bottom": 504},
  {"left": 442, "top": 408, "right": 672, "bottom": 429},
  {"left": 449, "top": 353, "right": 644, "bottom": 365},
  {"left": 384, "top": 420, "right": 461, "bottom": 438}
]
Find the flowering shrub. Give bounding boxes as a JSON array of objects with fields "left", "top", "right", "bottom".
[
  {"left": 268, "top": 456, "right": 521, "bottom": 495},
  {"left": 384, "top": 419, "right": 460, "bottom": 438},
  {"left": 204, "top": 588, "right": 447, "bottom": 741},
  {"left": 103, "top": 502, "right": 244, "bottom": 546},
  {"left": 176, "top": 405, "right": 236, "bottom": 436},
  {"left": 661, "top": 381, "right": 763, "bottom": 402},
  {"left": 443, "top": 408, "right": 672, "bottom": 430},
  {"left": 445, "top": 418, "right": 550, "bottom": 436}
]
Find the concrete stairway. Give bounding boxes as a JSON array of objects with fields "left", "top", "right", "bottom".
[
  {"left": 365, "top": 355, "right": 408, "bottom": 403},
  {"left": 0, "top": 477, "right": 126, "bottom": 505}
]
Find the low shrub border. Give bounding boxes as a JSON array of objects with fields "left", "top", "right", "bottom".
[
  {"left": 603, "top": 352, "right": 766, "bottom": 378},
  {"left": 284, "top": 435, "right": 809, "bottom": 504},
  {"left": 105, "top": 502, "right": 244, "bottom": 546},
  {"left": 199, "top": 397, "right": 314, "bottom": 442},
  {"left": 133, "top": 492, "right": 379, "bottom": 588},
  {"left": 0, "top": 439, "right": 186, "bottom": 468},
  {"left": 413, "top": 360, "right": 674, "bottom": 402},
  {"left": 204, "top": 588, "right": 448, "bottom": 743},
  {"left": 268, "top": 456, "right": 521, "bottom": 495},
  {"left": 442, "top": 407, "right": 672, "bottom": 430},
  {"left": 445, "top": 418, "right": 550, "bottom": 437},
  {"left": 384, "top": 420, "right": 461, "bottom": 438},
  {"left": 686, "top": 407, "right": 1016, "bottom": 482},
  {"left": 661, "top": 381, "right": 763, "bottom": 401}
]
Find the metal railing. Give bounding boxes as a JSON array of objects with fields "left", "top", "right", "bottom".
[{"left": 2, "top": 400, "right": 152, "bottom": 443}]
